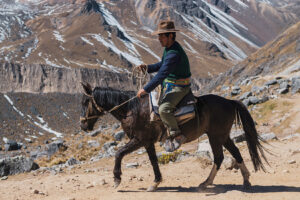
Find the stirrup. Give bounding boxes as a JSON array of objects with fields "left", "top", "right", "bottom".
[
  {"left": 173, "top": 135, "right": 187, "bottom": 150},
  {"left": 166, "top": 130, "right": 181, "bottom": 140}
]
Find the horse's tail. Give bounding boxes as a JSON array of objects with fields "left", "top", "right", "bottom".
[{"left": 233, "top": 100, "right": 269, "bottom": 172}]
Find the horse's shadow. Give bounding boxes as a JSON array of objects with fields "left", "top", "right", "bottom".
[{"left": 119, "top": 184, "right": 300, "bottom": 195}]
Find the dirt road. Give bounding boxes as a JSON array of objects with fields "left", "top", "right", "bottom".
[{"left": 1, "top": 135, "right": 300, "bottom": 200}]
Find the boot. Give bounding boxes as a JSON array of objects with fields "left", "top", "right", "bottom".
[
  {"left": 172, "top": 135, "right": 187, "bottom": 151},
  {"left": 163, "top": 130, "right": 186, "bottom": 152}
]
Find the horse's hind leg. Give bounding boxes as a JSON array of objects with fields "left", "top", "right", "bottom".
[
  {"left": 113, "top": 138, "right": 141, "bottom": 188},
  {"left": 145, "top": 143, "right": 162, "bottom": 192},
  {"left": 198, "top": 139, "right": 224, "bottom": 189},
  {"left": 224, "top": 138, "right": 251, "bottom": 189}
]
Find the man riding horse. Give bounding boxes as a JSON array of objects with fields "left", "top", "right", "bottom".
[{"left": 137, "top": 20, "right": 191, "bottom": 152}]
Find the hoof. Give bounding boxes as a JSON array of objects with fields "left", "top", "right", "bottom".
[
  {"left": 147, "top": 185, "right": 157, "bottom": 192},
  {"left": 114, "top": 178, "right": 121, "bottom": 189},
  {"left": 147, "top": 181, "right": 161, "bottom": 192},
  {"left": 243, "top": 180, "right": 251, "bottom": 189},
  {"left": 197, "top": 183, "right": 208, "bottom": 191}
]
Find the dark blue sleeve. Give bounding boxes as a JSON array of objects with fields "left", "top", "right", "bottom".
[
  {"left": 144, "top": 52, "right": 180, "bottom": 93},
  {"left": 147, "top": 61, "right": 162, "bottom": 73}
]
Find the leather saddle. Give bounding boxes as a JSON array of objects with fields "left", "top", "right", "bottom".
[{"left": 149, "top": 89, "right": 197, "bottom": 125}]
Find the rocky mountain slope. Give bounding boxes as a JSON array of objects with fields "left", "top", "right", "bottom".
[
  {"left": 202, "top": 19, "right": 300, "bottom": 144},
  {"left": 206, "top": 20, "right": 300, "bottom": 92},
  {"left": 1, "top": 0, "right": 300, "bottom": 78}
]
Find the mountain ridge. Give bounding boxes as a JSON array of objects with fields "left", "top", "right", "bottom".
[{"left": 1, "top": 0, "right": 299, "bottom": 79}]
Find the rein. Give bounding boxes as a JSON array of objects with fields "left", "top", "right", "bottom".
[{"left": 80, "top": 91, "right": 138, "bottom": 121}]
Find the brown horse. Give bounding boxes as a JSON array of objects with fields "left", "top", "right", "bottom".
[{"left": 80, "top": 82, "right": 268, "bottom": 192}]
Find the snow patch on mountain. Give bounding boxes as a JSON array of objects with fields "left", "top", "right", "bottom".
[
  {"left": 3, "top": 93, "right": 64, "bottom": 138},
  {"left": 99, "top": 3, "right": 159, "bottom": 61},
  {"left": 34, "top": 115, "right": 63, "bottom": 138},
  {"left": 232, "top": 0, "right": 249, "bottom": 8},
  {"left": 101, "top": 60, "right": 122, "bottom": 73},
  {"left": 91, "top": 33, "right": 142, "bottom": 65},
  {"left": 183, "top": 40, "right": 198, "bottom": 54},
  {"left": 81, "top": 36, "right": 94, "bottom": 46},
  {"left": 44, "top": 58, "right": 68, "bottom": 69},
  {"left": 53, "top": 31, "right": 65, "bottom": 43},
  {"left": 178, "top": 11, "right": 246, "bottom": 60},
  {"left": 4, "top": 94, "right": 25, "bottom": 117},
  {"left": 24, "top": 37, "right": 39, "bottom": 58},
  {"left": 200, "top": 1, "right": 258, "bottom": 48}
]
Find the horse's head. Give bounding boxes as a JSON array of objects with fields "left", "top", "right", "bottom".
[{"left": 80, "top": 82, "right": 105, "bottom": 131}]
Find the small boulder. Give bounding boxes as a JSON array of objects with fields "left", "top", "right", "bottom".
[
  {"left": 196, "top": 140, "right": 213, "bottom": 160},
  {"left": 291, "top": 77, "right": 300, "bottom": 94},
  {"left": 104, "top": 146, "right": 116, "bottom": 157},
  {"left": 102, "top": 141, "right": 117, "bottom": 151},
  {"left": 66, "top": 157, "right": 80, "bottom": 166},
  {"left": 288, "top": 160, "right": 296, "bottom": 164},
  {"left": 230, "top": 130, "right": 245, "bottom": 143},
  {"left": 260, "top": 132, "right": 278, "bottom": 141},
  {"left": 248, "top": 96, "right": 260, "bottom": 105},
  {"left": 279, "top": 81, "right": 290, "bottom": 90},
  {"left": 278, "top": 88, "right": 289, "bottom": 94},
  {"left": 112, "top": 123, "right": 120, "bottom": 130},
  {"left": 242, "top": 99, "right": 250, "bottom": 107},
  {"left": 265, "top": 79, "right": 277, "bottom": 86},
  {"left": 114, "top": 131, "right": 125, "bottom": 141},
  {"left": 251, "top": 85, "right": 268, "bottom": 94},
  {"left": 239, "top": 92, "right": 252, "bottom": 101},
  {"left": 231, "top": 86, "right": 241, "bottom": 96},
  {"left": 4, "top": 140, "right": 22, "bottom": 151},
  {"left": 259, "top": 95, "right": 269, "bottom": 103},
  {"left": 87, "top": 140, "right": 100, "bottom": 148},
  {"left": 221, "top": 86, "right": 230, "bottom": 91},
  {"left": 126, "top": 162, "right": 139, "bottom": 168},
  {"left": 0, "top": 156, "right": 39, "bottom": 177},
  {"left": 232, "top": 86, "right": 241, "bottom": 91},
  {"left": 45, "top": 140, "right": 67, "bottom": 157},
  {"left": 223, "top": 156, "right": 238, "bottom": 170}
]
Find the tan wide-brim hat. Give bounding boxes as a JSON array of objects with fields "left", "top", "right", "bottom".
[{"left": 151, "top": 20, "right": 180, "bottom": 36}]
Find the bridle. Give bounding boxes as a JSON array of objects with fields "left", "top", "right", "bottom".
[
  {"left": 80, "top": 91, "right": 138, "bottom": 122},
  {"left": 80, "top": 92, "right": 105, "bottom": 122}
]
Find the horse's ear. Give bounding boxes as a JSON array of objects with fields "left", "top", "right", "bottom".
[{"left": 80, "top": 81, "right": 93, "bottom": 96}]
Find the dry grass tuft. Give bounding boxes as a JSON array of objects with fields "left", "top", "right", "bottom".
[
  {"left": 157, "top": 150, "right": 185, "bottom": 164},
  {"left": 36, "top": 132, "right": 116, "bottom": 167}
]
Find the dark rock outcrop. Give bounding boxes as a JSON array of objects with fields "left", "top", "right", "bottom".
[
  {"left": 291, "top": 77, "right": 300, "bottom": 94},
  {"left": 45, "top": 140, "right": 67, "bottom": 157},
  {"left": 30, "top": 140, "right": 68, "bottom": 159},
  {"left": 0, "top": 62, "right": 136, "bottom": 93},
  {"left": 4, "top": 140, "right": 22, "bottom": 151},
  {"left": 81, "top": 0, "right": 101, "bottom": 14},
  {"left": 0, "top": 156, "right": 39, "bottom": 177}
]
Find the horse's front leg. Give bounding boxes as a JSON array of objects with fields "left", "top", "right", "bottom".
[
  {"left": 113, "top": 138, "right": 141, "bottom": 188},
  {"left": 145, "top": 143, "right": 162, "bottom": 192}
]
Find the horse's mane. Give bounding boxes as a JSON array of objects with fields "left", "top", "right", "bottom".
[{"left": 93, "top": 87, "right": 140, "bottom": 112}]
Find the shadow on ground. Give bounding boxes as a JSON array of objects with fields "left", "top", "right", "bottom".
[{"left": 118, "top": 184, "right": 300, "bottom": 195}]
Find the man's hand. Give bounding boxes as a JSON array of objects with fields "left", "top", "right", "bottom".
[
  {"left": 137, "top": 89, "right": 148, "bottom": 98},
  {"left": 136, "top": 64, "right": 147, "bottom": 74}
]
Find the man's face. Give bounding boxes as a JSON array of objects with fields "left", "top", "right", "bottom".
[{"left": 158, "top": 33, "right": 173, "bottom": 47}]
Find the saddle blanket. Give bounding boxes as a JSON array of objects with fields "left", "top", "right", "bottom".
[{"left": 149, "top": 91, "right": 196, "bottom": 125}]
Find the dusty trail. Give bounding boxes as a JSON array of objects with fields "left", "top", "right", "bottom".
[{"left": 1, "top": 136, "right": 300, "bottom": 200}]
